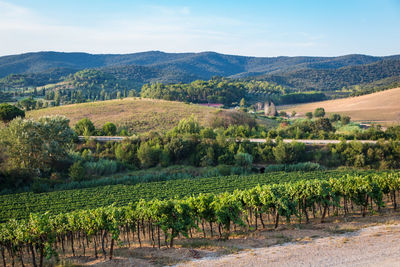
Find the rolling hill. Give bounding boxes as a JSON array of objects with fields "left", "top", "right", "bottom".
[
  {"left": 27, "top": 97, "right": 218, "bottom": 134},
  {"left": 1, "top": 51, "right": 399, "bottom": 81},
  {"left": 259, "top": 59, "right": 400, "bottom": 91},
  {"left": 282, "top": 87, "right": 400, "bottom": 125}
]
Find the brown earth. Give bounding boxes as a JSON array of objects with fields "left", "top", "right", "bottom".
[{"left": 60, "top": 212, "right": 400, "bottom": 267}]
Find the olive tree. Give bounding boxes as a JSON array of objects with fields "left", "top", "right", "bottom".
[{"left": 0, "top": 116, "right": 74, "bottom": 175}]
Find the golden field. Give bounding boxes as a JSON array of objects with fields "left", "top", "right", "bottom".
[
  {"left": 282, "top": 88, "right": 400, "bottom": 125},
  {"left": 27, "top": 98, "right": 217, "bottom": 134}
]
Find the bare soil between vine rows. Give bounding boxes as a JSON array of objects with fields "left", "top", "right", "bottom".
[{"left": 63, "top": 211, "right": 400, "bottom": 267}]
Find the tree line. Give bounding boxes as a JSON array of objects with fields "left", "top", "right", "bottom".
[{"left": 2, "top": 115, "right": 400, "bottom": 191}]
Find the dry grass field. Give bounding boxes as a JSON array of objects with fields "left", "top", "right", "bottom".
[
  {"left": 27, "top": 98, "right": 217, "bottom": 134},
  {"left": 282, "top": 87, "right": 400, "bottom": 125}
]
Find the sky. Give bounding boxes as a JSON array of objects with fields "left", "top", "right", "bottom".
[{"left": 1, "top": 0, "right": 400, "bottom": 57}]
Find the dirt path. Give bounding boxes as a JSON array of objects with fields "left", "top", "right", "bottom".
[{"left": 179, "top": 224, "right": 400, "bottom": 267}]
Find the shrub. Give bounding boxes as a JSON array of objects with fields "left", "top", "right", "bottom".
[
  {"left": 69, "top": 161, "right": 86, "bottom": 181},
  {"left": 102, "top": 122, "right": 117, "bottom": 136},
  {"left": 74, "top": 118, "right": 95, "bottom": 136},
  {"left": 314, "top": 107, "right": 325, "bottom": 118},
  {"left": 273, "top": 141, "right": 305, "bottom": 164},
  {"left": 329, "top": 113, "right": 341, "bottom": 122},
  {"left": 84, "top": 159, "right": 119, "bottom": 177},
  {"left": 0, "top": 104, "right": 25, "bottom": 123},
  {"left": 137, "top": 142, "right": 160, "bottom": 168},
  {"left": 341, "top": 115, "right": 351, "bottom": 125},
  {"left": 234, "top": 152, "right": 253, "bottom": 169}
]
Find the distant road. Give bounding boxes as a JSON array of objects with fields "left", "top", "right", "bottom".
[{"left": 78, "top": 136, "right": 381, "bottom": 145}]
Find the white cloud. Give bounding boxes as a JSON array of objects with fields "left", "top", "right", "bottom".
[{"left": 0, "top": 1, "right": 324, "bottom": 57}]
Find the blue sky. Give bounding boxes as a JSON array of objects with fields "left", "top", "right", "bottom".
[{"left": 1, "top": 0, "right": 399, "bottom": 57}]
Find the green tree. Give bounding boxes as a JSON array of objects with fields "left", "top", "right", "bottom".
[
  {"left": 273, "top": 141, "right": 305, "bottom": 164},
  {"left": 137, "top": 142, "right": 160, "bottom": 168},
  {"left": 115, "top": 142, "right": 137, "bottom": 165},
  {"left": 234, "top": 152, "right": 253, "bottom": 169},
  {"left": 0, "top": 104, "right": 25, "bottom": 123},
  {"left": 74, "top": 118, "right": 95, "bottom": 136},
  {"left": 0, "top": 116, "right": 74, "bottom": 175},
  {"left": 305, "top": 112, "right": 313, "bottom": 119},
  {"left": 313, "top": 118, "right": 334, "bottom": 133},
  {"left": 314, "top": 107, "right": 325, "bottom": 118},
  {"left": 102, "top": 122, "right": 117, "bottom": 136},
  {"left": 239, "top": 98, "right": 246, "bottom": 107},
  {"left": 329, "top": 113, "right": 341, "bottom": 122},
  {"left": 69, "top": 161, "right": 86, "bottom": 181},
  {"left": 341, "top": 115, "right": 351, "bottom": 125},
  {"left": 279, "top": 111, "right": 287, "bottom": 117},
  {"left": 174, "top": 116, "right": 200, "bottom": 135}
]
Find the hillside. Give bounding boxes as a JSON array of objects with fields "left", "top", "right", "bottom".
[
  {"left": 27, "top": 97, "right": 220, "bottom": 134},
  {"left": 1, "top": 51, "right": 398, "bottom": 80},
  {"left": 260, "top": 59, "right": 400, "bottom": 91},
  {"left": 283, "top": 87, "right": 400, "bottom": 125}
]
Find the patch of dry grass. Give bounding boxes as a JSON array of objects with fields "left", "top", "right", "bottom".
[
  {"left": 27, "top": 97, "right": 217, "bottom": 134},
  {"left": 281, "top": 87, "right": 400, "bottom": 125}
]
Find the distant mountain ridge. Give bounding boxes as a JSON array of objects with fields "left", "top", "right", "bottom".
[{"left": 1, "top": 51, "right": 399, "bottom": 81}]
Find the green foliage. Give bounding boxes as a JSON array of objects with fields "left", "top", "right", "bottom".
[
  {"left": 0, "top": 116, "right": 74, "bottom": 175},
  {"left": 263, "top": 59, "right": 400, "bottom": 91},
  {"left": 313, "top": 118, "right": 334, "bottom": 132},
  {"left": 141, "top": 78, "right": 246, "bottom": 106},
  {"left": 239, "top": 98, "right": 246, "bottom": 107},
  {"left": 137, "top": 142, "right": 160, "bottom": 168},
  {"left": 329, "top": 113, "right": 341, "bottom": 122},
  {"left": 305, "top": 112, "right": 313, "bottom": 119},
  {"left": 69, "top": 161, "right": 86, "bottom": 181},
  {"left": 0, "top": 170, "right": 373, "bottom": 222},
  {"left": 84, "top": 159, "right": 119, "bottom": 177},
  {"left": 115, "top": 141, "right": 137, "bottom": 165},
  {"left": 234, "top": 153, "right": 253, "bottom": 169},
  {"left": 102, "top": 122, "right": 117, "bottom": 136},
  {"left": 273, "top": 141, "right": 306, "bottom": 164},
  {"left": 273, "top": 92, "right": 326, "bottom": 105},
  {"left": 174, "top": 115, "right": 200, "bottom": 135},
  {"left": 74, "top": 118, "right": 95, "bottom": 136},
  {"left": 264, "top": 162, "right": 324, "bottom": 172},
  {"left": 341, "top": 115, "right": 351, "bottom": 125},
  {"left": 314, "top": 107, "right": 325, "bottom": 118},
  {"left": 0, "top": 104, "right": 25, "bottom": 123},
  {"left": 1, "top": 171, "right": 399, "bottom": 263},
  {"left": 278, "top": 111, "right": 287, "bottom": 117}
]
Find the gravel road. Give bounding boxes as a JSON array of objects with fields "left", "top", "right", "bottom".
[{"left": 179, "top": 224, "right": 400, "bottom": 267}]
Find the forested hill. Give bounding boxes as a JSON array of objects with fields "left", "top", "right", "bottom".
[
  {"left": 259, "top": 59, "right": 400, "bottom": 91},
  {"left": 1, "top": 51, "right": 399, "bottom": 80}
]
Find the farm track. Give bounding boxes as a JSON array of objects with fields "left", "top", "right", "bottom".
[
  {"left": 178, "top": 223, "right": 400, "bottom": 267},
  {"left": 79, "top": 136, "right": 383, "bottom": 145}
]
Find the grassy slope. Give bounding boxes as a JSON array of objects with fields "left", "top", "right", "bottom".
[
  {"left": 281, "top": 87, "right": 400, "bottom": 125},
  {"left": 27, "top": 98, "right": 217, "bottom": 134}
]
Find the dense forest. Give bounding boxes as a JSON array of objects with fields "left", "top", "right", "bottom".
[
  {"left": 261, "top": 59, "right": 400, "bottom": 91},
  {"left": 2, "top": 51, "right": 398, "bottom": 79}
]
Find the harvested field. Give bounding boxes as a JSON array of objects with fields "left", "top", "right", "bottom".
[{"left": 282, "top": 87, "right": 400, "bottom": 125}]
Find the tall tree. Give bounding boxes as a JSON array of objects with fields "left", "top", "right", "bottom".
[
  {"left": 0, "top": 116, "right": 74, "bottom": 175},
  {"left": 0, "top": 104, "right": 25, "bottom": 123}
]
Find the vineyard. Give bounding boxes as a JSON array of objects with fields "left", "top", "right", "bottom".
[
  {"left": 1, "top": 172, "right": 400, "bottom": 267},
  {"left": 0, "top": 170, "right": 377, "bottom": 222}
]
